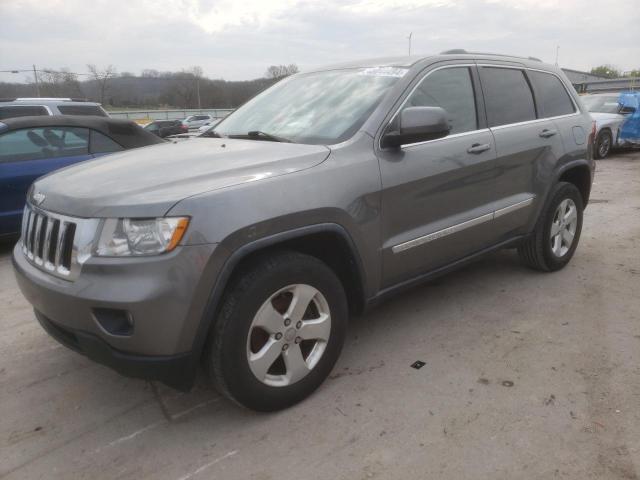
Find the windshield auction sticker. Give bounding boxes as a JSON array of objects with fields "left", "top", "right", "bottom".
[{"left": 358, "top": 67, "right": 408, "bottom": 77}]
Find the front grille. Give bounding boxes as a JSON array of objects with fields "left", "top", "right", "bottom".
[{"left": 22, "top": 206, "right": 78, "bottom": 276}]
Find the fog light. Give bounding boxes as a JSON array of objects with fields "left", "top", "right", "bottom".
[{"left": 92, "top": 308, "right": 134, "bottom": 336}]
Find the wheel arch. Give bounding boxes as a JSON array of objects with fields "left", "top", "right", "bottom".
[
  {"left": 556, "top": 161, "right": 593, "bottom": 207},
  {"left": 190, "top": 223, "right": 368, "bottom": 365}
]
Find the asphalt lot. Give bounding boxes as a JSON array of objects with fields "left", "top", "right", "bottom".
[{"left": 1, "top": 151, "right": 639, "bottom": 480}]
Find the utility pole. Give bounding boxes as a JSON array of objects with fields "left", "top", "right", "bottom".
[
  {"left": 408, "top": 32, "right": 413, "bottom": 56},
  {"left": 196, "top": 77, "right": 201, "bottom": 109},
  {"left": 555, "top": 45, "right": 560, "bottom": 66},
  {"left": 32, "top": 64, "right": 40, "bottom": 97}
]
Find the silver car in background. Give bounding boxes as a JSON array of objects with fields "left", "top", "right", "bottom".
[
  {"left": 182, "top": 114, "right": 214, "bottom": 129},
  {"left": 582, "top": 93, "right": 638, "bottom": 158}
]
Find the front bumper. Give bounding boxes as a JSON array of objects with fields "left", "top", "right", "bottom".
[
  {"left": 13, "top": 241, "right": 219, "bottom": 389},
  {"left": 35, "top": 311, "right": 193, "bottom": 390}
]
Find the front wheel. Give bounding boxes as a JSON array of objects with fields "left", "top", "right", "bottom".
[
  {"left": 205, "top": 251, "right": 348, "bottom": 411},
  {"left": 518, "top": 182, "right": 584, "bottom": 272}
]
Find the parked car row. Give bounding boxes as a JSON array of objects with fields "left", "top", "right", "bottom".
[{"left": 142, "top": 116, "right": 221, "bottom": 138}]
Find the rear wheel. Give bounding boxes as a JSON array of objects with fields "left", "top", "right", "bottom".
[
  {"left": 595, "top": 130, "right": 612, "bottom": 159},
  {"left": 518, "top": 182, "right": 583, "bottom": 272},
  {"left": 206, "top": 251, "right": 348, "bottom": 411}
]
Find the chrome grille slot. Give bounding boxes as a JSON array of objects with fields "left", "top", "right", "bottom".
[{"left": 21, "top": 206, "right": 80, "bottom": 278}]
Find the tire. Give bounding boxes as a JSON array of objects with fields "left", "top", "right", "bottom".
[
  {"left": 518, "top": 182, "right": 584, "bottom": 272},
  {"left": 595, "top": 130, "right": 612, "bottom": 159},
  {"left": 205, "top": 250, "right": 348, "bottom": 411}
]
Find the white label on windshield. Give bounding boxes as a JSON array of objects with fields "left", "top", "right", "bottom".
[{"left": 358, "top": 67, "right": 408, "bottom": 78}]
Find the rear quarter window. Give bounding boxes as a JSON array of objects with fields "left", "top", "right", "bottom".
[
  {"left": 90, "top": 130, "right": 123, "bottom": 154},
  {"left": 0, "top": 105, "right": 48, "bottom": 119},
  {"left": 480, "top": 67, "right": 537, "bottom": 127},
  {"left": 57, "top": 105, "right": 108, "bottom": 117},
  {"left": 528, "top": 71, "right": 576, "bottom": 118}
]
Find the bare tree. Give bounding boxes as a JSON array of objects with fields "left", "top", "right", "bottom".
[
  {"left": 265, "top": 64, "right": 299, "bottom": 79},
  {"left": 87, "top": 64, "right": 117, "bottom": 104},
  {"left": 39, "top": 68, "right": 83, "bottom": 98},
  {"left": 169, "top": 66, "right": 203, "bottom": 108},
  {"left": 141, "top": 69, "right": 160, "bottom": 78}
]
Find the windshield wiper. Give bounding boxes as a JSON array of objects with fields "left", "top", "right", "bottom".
[
  {"left": 200, "top": 129, "right": 224, "bottom": 138},
  {"left": 229, "top": 130, "right": 291, "bottom": 143}
]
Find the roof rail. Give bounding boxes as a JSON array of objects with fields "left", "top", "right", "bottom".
[
  {"left": 440, "top": 49, "right": 468, "bottom": 54},
  {"left": 15, "top": 97, "right": 72, "bottom": 101},
  {"left": 439, "top": 49, "right": 543, "bottom": 62}
]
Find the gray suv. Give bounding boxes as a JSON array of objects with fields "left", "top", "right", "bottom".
[{"left": 13, "top": 52, "right": 595, "bottom": 411}]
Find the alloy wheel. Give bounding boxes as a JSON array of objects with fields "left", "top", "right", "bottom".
[
  {"left": 550, "top": 198, "right": 578, "bottom": 257},
  {"left": 246, "top": 284, "right": 331, "bottom": 387}
]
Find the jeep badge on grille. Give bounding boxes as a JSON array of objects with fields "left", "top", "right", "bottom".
[{"left": 32, "top": 192, "right": 45, "bottom": 206}]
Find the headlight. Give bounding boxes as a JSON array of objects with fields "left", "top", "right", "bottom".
[{"left": 95, "top": 217, "right": 189, "bottom": 256}]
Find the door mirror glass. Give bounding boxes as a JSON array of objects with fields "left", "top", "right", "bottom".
[{"left": 382, "top": 106, "right": 450, "bottom": 148}]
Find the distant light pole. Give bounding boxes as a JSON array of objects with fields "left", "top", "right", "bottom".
[
  {"left": 555, "top": 45, "right": 560, "bottom": 66},
  {"left": 407, "top": 32, "right": 413, "bottom": 56}
]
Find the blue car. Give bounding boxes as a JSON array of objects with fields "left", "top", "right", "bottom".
[{"left": 0, "top": 116, "right": 164, "bottom": 239}]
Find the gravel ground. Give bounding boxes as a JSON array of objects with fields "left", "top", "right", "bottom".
[{"left": 1, "top": 151, "right": 639, "bottom": 480}]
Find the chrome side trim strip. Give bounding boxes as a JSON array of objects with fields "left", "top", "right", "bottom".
[
  {"left": 402, "top": 128, "right": 490, "bottom": 149},
  {"left": 494, "top": 197, "right": 535, "bottom": 218},
  {"left": 392, "top": 212, "right": 493, "bottom": 253},
  {"left": 392, "top": 196, "right": 535, "bottom": 254}
]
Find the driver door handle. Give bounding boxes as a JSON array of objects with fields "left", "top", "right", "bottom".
[
  {"left": 539, "top": 129, "right": 558, "bottom": 138},
  {"left": 467, "top": 143, "right": 491, "bottom": 154}
]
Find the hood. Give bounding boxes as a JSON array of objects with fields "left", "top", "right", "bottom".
[
  {"left": 32, "top": 138, "right": 330, "bottom": 218},
  {"left": 590, "top": 112, "right": 624, "bottom": 125}
]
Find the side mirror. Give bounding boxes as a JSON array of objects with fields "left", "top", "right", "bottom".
[
  {"left": 382, "top": 106, "right": 451, "bottom": 148},
  {"left": 620, "top": 105, "right": 636, "bottom": 114}
]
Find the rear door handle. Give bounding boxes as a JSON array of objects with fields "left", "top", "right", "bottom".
[
  {"left": 467, "top": 143, "right": 491, "bottom": 154},
  {"left": 539, "top": 129, "right": 557, "bottom": 138}
]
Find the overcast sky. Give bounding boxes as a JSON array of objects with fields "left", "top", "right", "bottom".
[{"left": 1, "top": 0, "right": 638, "bottom": 83}]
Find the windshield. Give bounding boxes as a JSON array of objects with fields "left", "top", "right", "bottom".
[
  {"left": 582, "top": 95, "right": 621, "bottom": 114},
  {"left": 213, "top": 67, "right": 406, "bottom": 145}
]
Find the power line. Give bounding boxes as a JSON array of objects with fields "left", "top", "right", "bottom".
[{"left": 0, "top": 68, "right": 91, "bottom": 76}]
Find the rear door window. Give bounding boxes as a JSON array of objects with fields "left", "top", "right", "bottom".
[
  {"left": 90, "top": 130, "right": 123, "bottom": 154},
  {"left": 527, "top": 71, "right": 576, "bottom": 118},
  {"left": 0, "top": 105, "right": 48, "bottom": 119},
  {"left": 57, "top": 105, "right": 108, "bottom": 116},
  {"left": 480, "top": 67, "right": 537, "bottom": 127}
]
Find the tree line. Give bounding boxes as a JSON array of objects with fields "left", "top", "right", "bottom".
[
  {"left": 0, "top": 64, "right": 300, "bottom": 110},
  {"left": 590, "top": 65, "right": 640, "bottom": 79}
]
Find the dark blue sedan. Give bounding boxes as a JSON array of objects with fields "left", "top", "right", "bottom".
[{"left": 0, "top": 116, "right": 164, "bottom": 239}]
